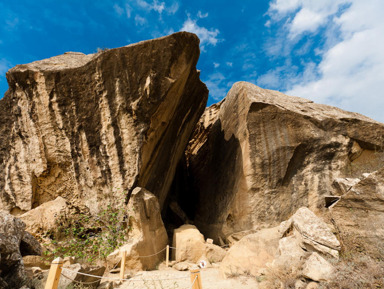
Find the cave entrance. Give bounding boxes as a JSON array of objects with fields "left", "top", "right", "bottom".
[{"left": 162, "top": 157, "right": 199, "bottom": 239}]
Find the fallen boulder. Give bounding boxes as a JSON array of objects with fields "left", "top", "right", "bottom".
[
  {"left": 172, "top": 224, "right": 206, "bottom": 263},
  {"left": 220, "top": 207, "right": 339, "bottom": 283}
]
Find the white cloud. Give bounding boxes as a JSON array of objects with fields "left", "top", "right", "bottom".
[
  {"left": 266, "top": 0, "right": 384, "bottom": 122},
  {"left": 166, "top": 2, "right": 179, "bottom": 15},
  {"left": 136, "top": 0, "right": 165, "bottom": 14},
  {"left": 135, "top": 15, "right": 147, "bottom": 26},
  {"left": 180, "top": 18, "right": 220, "bottom": 50},
  {"left": 113, "top": 4, "right": 124, "bottom": 16},
  {"left": 197, "top": 11, "right": 208, "bottom": 19},
  {"left": 269, "top": 0, "right": 349, "bottom": 39},
  {"left": 226, "top": 62, "right": 233, "bottom": 67},
  {"left": 213, "top": 62, "right": 220, "bottom": 68}
]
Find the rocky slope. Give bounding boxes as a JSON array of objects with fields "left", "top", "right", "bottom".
[
  {"left": 0, "top": 32, "right": 208, "bottom": 215},
  {"left": 177, "top": 81, "right": 384, "bottom": 241}
]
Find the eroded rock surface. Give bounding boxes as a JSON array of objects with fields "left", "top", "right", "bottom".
[
  {"left": 182, "top": 81, "right": 384, "bottom": 241},
  {"left": 106, "top": 187, "right": 168, "bottom": 271},
  {"left": 329, "top": 167, "right": 384, "bottom": 258},
  {"left": 0, "top": 32, "right": 208, "bottom": 215},
  {"left": 220, "top": 207, "right": 338, "bottom": 283}
]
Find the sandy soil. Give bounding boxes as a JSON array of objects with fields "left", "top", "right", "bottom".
[{"left": 117, "top": 266, "right": 259, "bottom": 289}]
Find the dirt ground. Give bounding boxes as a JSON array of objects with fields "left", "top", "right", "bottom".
[{"left": 117, "top": 266, "right": 259, "bottom": 289}]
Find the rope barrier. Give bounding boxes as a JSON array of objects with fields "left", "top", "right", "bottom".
[
  {"left": 54, "top": 244, "right": 211, "bottom": 288},
  {"left": 136, "top": 246, "right": 167, "bottom": 258},
  {"left": 60, "top": 272, "right": 102, "bottom": 285},
  {"left": 62, "top": 267, "right": 190, "bottom": 282}
]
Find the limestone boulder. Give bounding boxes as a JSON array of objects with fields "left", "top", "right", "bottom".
[
  {"left": 280, "top": 207, "right": 340, "bottom": 259},
  {"left": 301, "top": 252, "right": 334, "bottom": 282},
  {"left": 205, "top": 243, "right": 227, "bottom": 263},
  {"left": 178, "top": 81, "right": 384, "bottom": 241},
  {"left": 0, "top": 210, "right": 41, "bottom": 288},
  {"left": 19, "top": 196, "right": 68, "bottom": 238},
  {"left": 106, "top": 187, "right": 168, "bottom": 271},
  {"left": 220, "top": 227, "right": 280, "bottom": 277},
  {"left": 0, "top": 32, "right": 208, "bottom": 215},
  {"left": 220, "top": 207, "right": 339, "bottom": 282},
  {"left": 172, "top": 224, "right": 206, "bottom": 263}
]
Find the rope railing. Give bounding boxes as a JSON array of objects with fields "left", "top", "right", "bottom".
[{"left": 44, "top": 246, "right": 205, "bottom": 289}]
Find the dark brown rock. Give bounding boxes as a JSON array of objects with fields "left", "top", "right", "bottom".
[
  {"left": 0, "top": 32, "right": 208, "bottom": 215},
  {"left": 0, "top": 210, "right": 41, "bottom": 288}
]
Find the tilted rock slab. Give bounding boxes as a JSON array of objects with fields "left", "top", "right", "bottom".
[
  {"left": 185, "top": 81, "right": 384, "bottom": 240},
  {"left": 0, "top": 32, "right": 208, "bottom": 214},
  {"left": 106, "top": 187, "right": 168, "bottom": 271}
]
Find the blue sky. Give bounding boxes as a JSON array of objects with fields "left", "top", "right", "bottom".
[{"left": 1, "top": 0, "right": 383, "bottom": 122}]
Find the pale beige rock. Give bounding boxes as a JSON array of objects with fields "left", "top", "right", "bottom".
[
  {"left": 205, "top": 243, "right": 227, "bottom": 263},
  {"left": 306, "top": 282, "right": 319, "bottom": 289},
  {"left": 19, "top": 196, "right": 68, "bottom": 236},
  {"left": 301, "top": 253, "right": 334, "bottom": 282},
  {"left": 295, "top": 279, "right": 307, "bottom": 289},
  {"left": 22, "top": 255, "right": 50, "bottom": 269},
  {"left": 172, "top": 224, "right": 205, "bottom": 263},
  {"left": 220, "top": 227, "right": 280, "bottom": 277},
  {"left": 282, "top": 207, "right": 340, "bottom": 259},
  {"left": 332, "top": 177, "right": 360, "bottom": 195},
  {"left": 329, "top": 167, "right": 384, "bottom": 259},
  {"left": 181, "top": 81, "right": 384, "bottom": 241},
  {"left": 106, "top": 187, "right": 168, "bottom": 271},
  {"left": 272, "top": 235, "right": 307, "bottom": 271},
  {"left": 173, "top": 261, "right": 194, "bottom": 271},
  {"left": 0, "top": 32, "right": 208, "bottom": 216}
]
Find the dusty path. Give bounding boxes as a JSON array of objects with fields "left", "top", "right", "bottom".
[{"left": 117, "top": 266, "right": 259, "bottom": 289}]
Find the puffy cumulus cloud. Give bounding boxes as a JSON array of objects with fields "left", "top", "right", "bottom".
[
  {"left": 269, "top": 0, "right": 348, "bottom": 39},
  {"left": 265, "top": 0, "right": 384, "bottom": 122},
  {"left": 180, "top": 16, "right": 220, "bottom": 50}
]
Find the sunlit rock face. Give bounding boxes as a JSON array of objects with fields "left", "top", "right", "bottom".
[
  {"left": 0, "top": 32, "right": 208, "bottom": 215},
  {"left": 182, "top": 81, "right": 384, "bottom": 241}
]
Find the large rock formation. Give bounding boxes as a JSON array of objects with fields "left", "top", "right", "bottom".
[
  {"left": 0, "top": 32, "right": 208, "bottom": 215},
  {"left": 178, "top": 81, "right": 384, "bottom": 241}
]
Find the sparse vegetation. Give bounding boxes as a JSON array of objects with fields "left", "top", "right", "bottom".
[{"left": 44, "top": 190, "right": 130, "bottom": 264}]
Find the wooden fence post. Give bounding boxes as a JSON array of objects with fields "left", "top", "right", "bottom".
[
  {"left": 44, "top": 257, "right": 63, "bottom": 289},
  {"left": 166, "top": 245, "right": 170, "bottom": 267},
  {"left": 190, "top": 269, "right": 203, "bottom": 289},
  {"left": 120, "top": 250, "right": 127, "bottom": 281}
]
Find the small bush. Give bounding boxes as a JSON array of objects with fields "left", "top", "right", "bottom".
[{"left": 44, "top": 190, "right": 130, "bottom": 263}]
